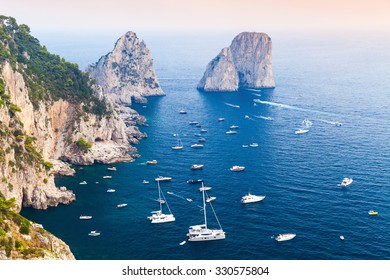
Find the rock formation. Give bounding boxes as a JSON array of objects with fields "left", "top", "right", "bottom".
[
  {"left": 87, "top": 31, "right": 163, "bottom": 105},
  {"left": 197, "top": 32, "right": 275, "bottom": 91}
]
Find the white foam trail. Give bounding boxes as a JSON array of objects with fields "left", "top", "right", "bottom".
[
  {"left": 167, "top": 191, "right": 186, "bottom": 200},
  {"left": 251, "top": 93, "right": 262, "bottom": 97},
  {"left": 224, "top": 102, "right": 240, "bottom": 108},
  {"left": 253, "top": 115, "right": 273, "bottom": 121}
]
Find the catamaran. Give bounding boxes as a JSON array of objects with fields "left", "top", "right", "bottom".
[
  {"left": 187, "top": 182, "right": 225, "bottom": 241},
  {"left": 148, "top": 181, "right": 175, "bottom": 223},
  {"left": 172, "top": 134, "right": 184, "bottom": 150}
]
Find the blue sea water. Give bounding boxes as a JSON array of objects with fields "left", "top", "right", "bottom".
[{"left": 22, "top": 31, "right": 390, "bottom": 260}]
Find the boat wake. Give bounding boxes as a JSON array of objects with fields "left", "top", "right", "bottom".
[
  {"left": 253, "top": 115, "right": 273, "bottom": 121},
  {"left": 251, "top": 93, "right": 262, "bottom": 97},
  {"left": 224, "top": 102, "right": 240, "bottom": 108},
  {"left": 167, "top": 191, "right": 190, "bottom": 201}
]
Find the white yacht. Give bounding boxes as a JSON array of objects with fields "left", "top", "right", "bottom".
[
  {"left": 191, "top": 143, "right": 204, "bottom": 148},
  {"left": 107, "top": 167, "right": 117, "bottom": 171},
  {"left": 88, "top": 230, "right": 101, "bottom": 237},
  {"left": 187, "top": 183, "right": 225, "bottom": 242},
  {"left": 102, "top": 176, "right": 112, "bottom": 179},
  {"left": 338, "top": 177, "right": 353, "bottom": 187},
  {"left": 249, "top": 143, "right": 259, "bottom": 148},
  {"left": 230, "top": 165, "right": 245, "bottom": 172},
  {"left": 155, "top": 176, "right": 172, "bottom": 182},
  {"left": 206, "top": 196, "right": 216, "bottom": 203},
  {"left": 295, "top": 129, "right": 309, "bottom": 135},
  {"left": 148, "top": 181, "right": 175, "bottom": 223},
  {"left": 226, "top": 130, "right": 238, "bottom": 135},
  {"left": 191, "top": 164, "right": 204, "bottom": 170},
  {"left": 230, "top": 125, "right": 239, "bottom": 129},
  {"left": 241, "top": 193, "right": 266, "bottom": 204},
  {"left": 79, "top": 181, "right": 87, "bottom": 185},
  {"left": 275, "top": 233, "right": 296, "bottom": 242},
  {"left": 80, "top": 215, "right": 92, "bottom": 220},
  {"left": 106, "top": 189, "right": 116, "bottom": 193},
  {"left": 199, "top": 185, "right": 212, "bottom": 191},
  {"left": 117, "top": 203, "right": 128, "bottom": 208}
]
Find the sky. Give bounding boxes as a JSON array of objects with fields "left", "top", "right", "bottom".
[{"left": 2, "top": 0, "right": 390, "bottom": 34}]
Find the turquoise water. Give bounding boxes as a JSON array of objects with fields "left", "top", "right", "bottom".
[{"left": 22, "top": 32, "right": 390, "bottom": 259}]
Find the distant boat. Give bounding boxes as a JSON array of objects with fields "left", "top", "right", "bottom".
[
  {"left": 226, "top": 130, "right": 238, "bottom": 135},
  {"left": 107, "top": 167, "right": 117, "bottom": 171},
  {"left": 338, "top": 177, "right": 353, "bottom": 187},
  {"left": 187, "top": 179, "right": 203, "bottom": 184},
  {"left": 340, "top": 235, "right": 345, "bottom": 240},
  {"left": 143, "top": 180, "right": 150, "bottom": 184},
  {"left": 189, "top": 121, "right": 199, "bottom": 125},
  {"left": 275, "top": 233, "right": 296, "bottom": 242},
  {"left": 206, "top": 196, "right": 216, "bottom": 203},
  {"left": 198, "top": 138, "right": 206, "bottom": 142},
  {"left": 179, "top": 241, "right": 186, "bottom": 245},
  {"left": 172, "top": 134, "right": 184, "bottom": 150},
  {"left": 106, "top": 189, "right": 116, "bottom": 193},
  {"left": 179, "top": 110, "right": 187, "bottom": 114},
  {"left": 117, "top": 203, "right": 128, "bottom": 208},
  {"left": 191, "top": 164, "right": 204, "bottom": 170},
  {"left": 295, "top": 129, "right": 309, "bottom": 135},
  {"left": 230, "top": 125, "right": 239, "bottom": 129},
  {"left": 330, "top": 121, "right": 343, "bottom": 126},
  {"left": 242, "top": 145, "right": 249, "bottom": 148},
  {"left": 79, "top": 181, "right": 87, "bottom": 185},
  {"left": 245, "top": 115, "right": 250, "bottom": 119},
  {"left": 146, "top": 160, "right": 158, "bottom": 165},
  {"left": 155, "top": 176, "right": 172, "bottom": 182},
  {"left": 230, "top": 165, "right": 245, "bottom": 172},
  {"left": 218, "top": 118, "right": 225, "bottom": 121},
  {"left": 88, "top": 230, "right": 101, "bottom": 237},
  {"left": 187, "top": 182, "right": 225, "bottom": 241},
  {"left": 186, "top": 198, "right": 193, "bottom": 202},
  {"left": 102, "top": 176, "right": 112, "bottom": 179},
  {"left": 191, "top": 143, "right": 204, "bottom": 148},
  {"left": 249, "top": 143, "right": 259, "bottom": 148},
  {"left": 200, "top": 129, "right": 207, "bottom": 133},
  {"left": 195, "top": 123, "right": 202, "bottom": 127},
  {"left": 368, "top": 210, "right": 378, "bottom": 215},
  {"left": 241, "top": 193, "right": 265, "bottom": 204},
  {"left": 80, "top": 215, "right": 92, "bottom": 220},
  {"left": 148, "top": 181, "right": 175, "bottom": 223},
  {"left": 199, "top": 185, "right": 212, "bottom": 191}
]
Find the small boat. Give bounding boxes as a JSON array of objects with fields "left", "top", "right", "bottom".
[
  {"left": 189, "top": 121, "right": 199, "bottom": 125},
  {"left": 80, "top": 215, "right": 92, "bottom": 220},
  {"left": 230, "top": 125, "right": 239, "bottom": 129},
  {"left": 195, "top": 123, "right": 202, "bottom": 127},
  {"left": 206, "top": 196, "right": 216, "bottom": 203},
  {"left": 107, "top": 167, "right": 117, "bottom": 171},
  {"left": 155, "top": 176, "right": 172, "bottom": 182},
  {"left": 241, "top": 193, "right": 265, "bottom": 204},
  {"left": 187, "top": 179, "right": 203, "bottom": 184},
  {"left": 368, "top": 210, "right": 378, "bottom": 215},
  {"left": 338, "top": 177, "right": 353, "bottom": 187},
  {"left": 143, "top": 180, "right": 150, "bottom": 184},
  {"left": 249, "top": 143, "right": 259, "bottom": 148},
  {"left": 172, "top": 134, "right": 184, "bottom": 150},
  {"left": 198, "top": 138, "right": 206, "bottom": 142},
  {"left": 146, "top": 160, "right": 158, "bottom": 165},
  {"left": 191, "top": 164, "right": 204, "bottom": 170},
  {"left": 275, "top": 233, "right": 296, "bottom": 242},
  {"left": 179, "top": 110, "right": 187, "bottom": 114},
  {"left": 88, "top": 230, "right": 101, "bottom": 237},
  {"left": 200, "top": 129, "right": 207, "bottom": 133},
  {"left": 106, "top": 189, "right": 116, "bottom": 193},
  {"left": 295, "top": 129, "right": 309, "bottom": 135},
  {"left": 226, "top": 130, "right": 238, "bottom": 135},
  {"left": 230, "top": 165, "right": 245, "bottom": 172},
  {"left": 186, "top": 198, "right": 193, "bottom": 202},
  {"left": 117, "top": 203, "right": 128, "bottom": 208},
  {"left": 191, "top": 143, "right": 204, "bottom": 148},
  {"left": 242, "top": 145, "right": 249, "bottom": 148},
  {"left": 199, "top": 186, "right": 212, "bottom": 191},
  {"left": 218, "top": 118, "right": 225, "bottom": 121},
  {"left": 102, "top": 176, "right": 112, "bottom": 179},
  {"left": 79, "top": 181, "right": 87, "bottom": 185},
  {"left": 194, "top": 133, "right": 202, "bottom": 137},
  {"left": 245, "top": 115, "right": 250, "bottom": 119},
  {"left": 148, "top": 181, "right": 175, "bottom": 223},
  {"left": 340, "top": 235, "right": 345, "bottom": 240},
  {"left": 179, "top": 241, "right": 186, "bottom": 246}
]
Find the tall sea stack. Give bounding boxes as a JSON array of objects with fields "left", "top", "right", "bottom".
[{"left": 197, "top": 32, "right": 275, "bottom": 92}]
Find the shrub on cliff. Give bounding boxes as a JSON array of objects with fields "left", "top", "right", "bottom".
[{"left": 76, "top": 137, "right": 92, "bottom": 153}]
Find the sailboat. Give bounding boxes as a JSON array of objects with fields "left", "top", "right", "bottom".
[
  {"left": 171, "top": 134, "right": 184, "bottom": 150},
  {"left": 187, "top": 182, "right": 225, "bottom": 241},
  {"left": 148, "top": 180, "right": 175, "bottom": 223}
]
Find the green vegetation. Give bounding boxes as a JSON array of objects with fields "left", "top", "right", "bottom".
[
  {"left": 76, "top": 137, "right": 92, "bottom": 153},
  {"left": 0, "top": 16, "right": 107, "bottom": 115}
]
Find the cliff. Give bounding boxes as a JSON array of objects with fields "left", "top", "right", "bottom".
[
  {"left": 197, "top": 32, "right": 275, "bottom": 92},
  {"left": 87, "top": 31, "right": 163, "bottom": 105}
]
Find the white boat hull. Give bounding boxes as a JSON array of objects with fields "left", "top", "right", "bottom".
[
  {"left": 187, "top": 229, "right": 225, "bottom": 241},
  {"left": 275, "top": 233, "right": 296, "bottom": 242},
  {"left": 149, "top": 214, "right": 176, "bottom": 223}
]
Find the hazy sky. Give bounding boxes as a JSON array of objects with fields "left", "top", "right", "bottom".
[{"left": 2, "top": 0, "right": 390, "bottom": 34}]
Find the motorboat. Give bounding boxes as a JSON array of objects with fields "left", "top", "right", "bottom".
[
  {"left": 340, "top": 235, "right": 345, "bottom": 240},
  {"left": 230, "top": 165, "right": 245, "bottom": 172},
  {"left": 275, "top": 233, "right": 296, "bottom": 242},
  {"left": 102, "top": 176, "right": 112, "bottom": 179},
  {"left": 245, "top": 115, "right": 250, "bottom": 119},
  {"left": 241, "top": 193, "right": 265, "bottom": 204},
  {"left": 195, "top": 123, "right": 202, "bottom": 127},
  {"left": 338, "top": 177, "right": 353, "bottom": 187},
  {"left": 142, "top": 180, "right": 150, "bottom": 184},
  {"left": 229, "top": 125, "right": 239, "bottom": 129},
  {"left": 368, "top": 210, "right": 378, "bottom": 215},
  {"left": 295, "top": 129, "right": 309, "bottom": 135},
  {"left": 172, "top": 134, "right": 184, "bottom": 150},
  {"left": 187, "top": 179, "right": 203, "bottom": 184},
  {"left": 148, "top": 181, "right": 175, "bottom": 223},
  {"left": 191, "top": 143, "right": 204, "bottom": 148},
  {"left": 191, "top": 164, "right": 204, "bottom": 170},
  {"left": 189, "top": 121, "right": 199, "bottom": 125},
  {"left": 79, "top": 181, "right": 87, "bottom": 185},
  {"left": 200, "top": 129, "right": 208, "bottom": 133},
  {"left": 206, "top": 196, "right": 216, "bottom": 203},
  {"left": 179, "top": 110, "right": 187, "bottom": 114},
  {"left": 179, "top": 241, "right": 186, "bottom": 245},
  {"left": 218, "top": 118, "right": 225, "bottom": 121},
  {"left": 186, "top": 198, "right": 193, "bottom": 202},
  {"left": 106, "top": 189, "right": 116, "bottom": 193},
  {"left": 187, "top": 182, "right": 225, "bottom": 241},
  {"left": 242, "top": 145, "right": 249, "bottom": 148},
  {"left": 155, "top": 176, "right": 172, "bottom": 182},
  {"left": 80, "top": 215, "right": 92, "bottom": 220},
  {"left": 107, "top": 167, "right": 117, "bottom": 171},
  {"left": 146, "top": 160, "right": 158, "bottom": 165},
  {"left": 199, "top": 186, "right": 212, "bottom": 191},
  {"left": 226, "top": 130, "right": 238, "bottom": 135},
  {"left": 117, "top": 203, "right": 128, "bottom": 208},
  {"left": 88, "top": 230, "right": 101, "bottom": 237},
  {"left": 249, "top": 143, "right": 259, "bottom": 148},
  {"left": 198, "top": 138, "right": 206, "bottom": 142}
]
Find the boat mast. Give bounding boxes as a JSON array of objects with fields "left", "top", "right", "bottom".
[
  {"left": 202, "top": 182, "right": 207, "bottom": 227},
  {"left": 157, "top": 181, "right": 162, "bottom": 212}
]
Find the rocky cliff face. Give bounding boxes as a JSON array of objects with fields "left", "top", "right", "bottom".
[
  {"left": 197, "top": 32, "right": 275, "bottom": 91},
  {"left": 87, "top": 31, "right": 163, "bottom": 105}
]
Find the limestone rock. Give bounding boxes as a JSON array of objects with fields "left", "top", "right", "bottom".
[
  {"left": 198, "top": 32, "right": 275, "bottom": 91},
  {"left": 87, "top": 31, "right": 163, "bottom": 105}
]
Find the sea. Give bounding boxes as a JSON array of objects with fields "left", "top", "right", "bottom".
[{"left": 21, "top": 30, "right": 390, "bottom": 260}]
